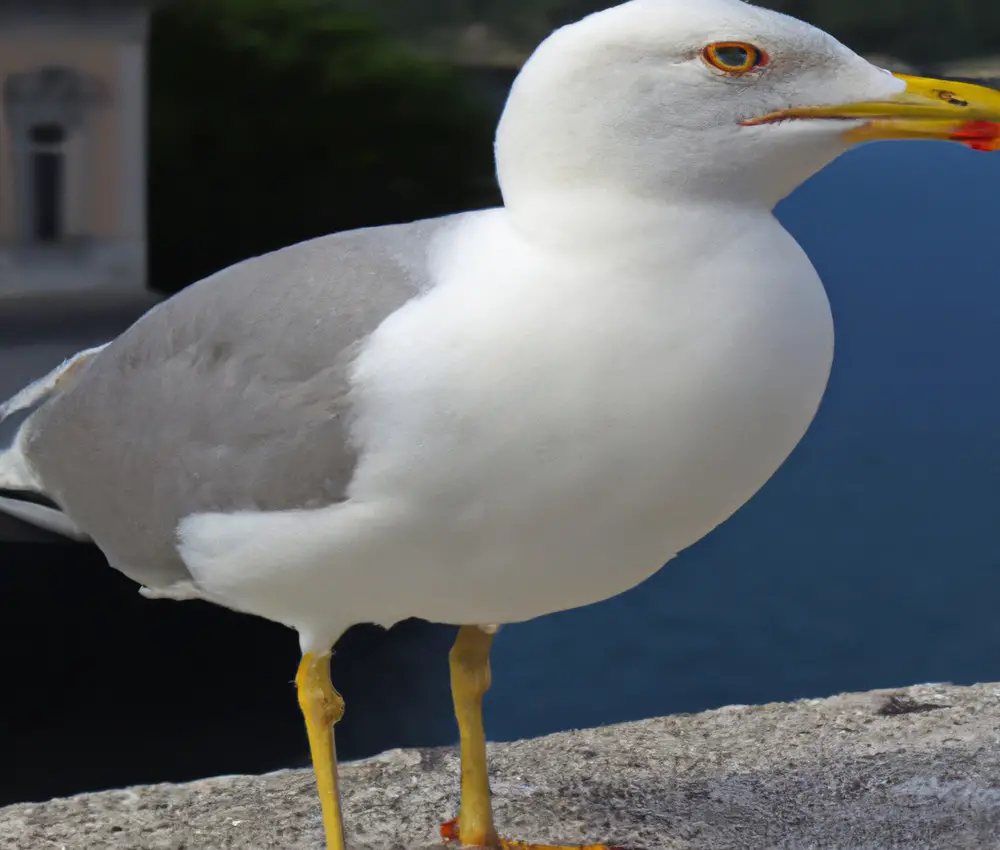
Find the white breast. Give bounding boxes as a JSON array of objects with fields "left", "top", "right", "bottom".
[
  {"left": 341, "top": 209, "right": 834, "bottom": 625},
  {"left": 178, "top": 208, "right": 833, "bottom": 650}
]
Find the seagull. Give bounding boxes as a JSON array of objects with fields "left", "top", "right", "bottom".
[{"left": 2, "top": 0, "right": 998, "bottom": 847}]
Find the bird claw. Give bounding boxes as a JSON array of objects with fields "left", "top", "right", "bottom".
[{"left": 440, "top": 818, "right": 625, "bottom": 850}]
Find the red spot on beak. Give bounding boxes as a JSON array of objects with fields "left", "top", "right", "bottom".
[{"left": 950, "top": 120, "right": 1000, "bottom": 152}]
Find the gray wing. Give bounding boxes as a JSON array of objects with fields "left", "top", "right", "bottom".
[{"left": 22, "top": 213, "right": 465, "bottom": 589}]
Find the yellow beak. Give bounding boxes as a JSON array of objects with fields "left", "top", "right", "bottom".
[{"left": 743, "top": 73, "right": 1000, "bottom": 151}]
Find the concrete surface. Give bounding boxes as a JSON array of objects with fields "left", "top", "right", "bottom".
[{"left": 2, "top": 682, "right": 999, "bottom": 850}]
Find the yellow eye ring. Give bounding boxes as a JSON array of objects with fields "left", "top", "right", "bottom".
[{"left": 703, "top": 42, "right": 768, "bottom": 75}]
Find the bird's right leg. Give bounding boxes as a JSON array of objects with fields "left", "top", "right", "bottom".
[
  {"left": 446, "top": 625, "right": 499, "bottom": 848},
  {"left": 442, "top": 626, "right": 621, "bottom": 850},
  {"left": 297, "top": 652, "right": 347, "bottom": 850}
]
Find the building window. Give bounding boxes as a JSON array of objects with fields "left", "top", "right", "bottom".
[{"left": 29, "top": 123, "right": 67, "bottom": 243}]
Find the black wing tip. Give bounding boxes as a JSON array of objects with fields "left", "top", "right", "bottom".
[{"left": 0, "top": 488, "right": 61, "bottom": 511}]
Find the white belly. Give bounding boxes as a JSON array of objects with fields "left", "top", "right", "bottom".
[{"left": 179, "top": 213, "right": 834, "bottom": 651}]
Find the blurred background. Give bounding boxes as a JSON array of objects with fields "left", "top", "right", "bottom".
[{"left": 1, "top": 0, "right": 1000, "bottom": 809}]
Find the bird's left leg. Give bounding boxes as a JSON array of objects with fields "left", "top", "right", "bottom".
[
  {"left": 440, "top": 625, "right": 621, "bottom": 850},
  {"left": 297, "top": 651, "right": 347, "bottom": 850}
]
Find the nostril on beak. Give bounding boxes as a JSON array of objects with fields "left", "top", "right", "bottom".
[
  {"left": 936, "top": 90, "right": 970, "bottom": 107},
  {"left": 930, "top": 74, "right": 1000, "bottom": 106}
]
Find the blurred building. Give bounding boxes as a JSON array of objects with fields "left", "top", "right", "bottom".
[
  {"left": 0, "top": 0, "right": 159, "bottom": 296},
  {"left": 0, "top": 1, "right": 163, "bottom": 540}
]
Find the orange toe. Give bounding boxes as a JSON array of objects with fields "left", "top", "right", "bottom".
[{"left": 440, "top": 818, "right": 625, "bottom": 850}]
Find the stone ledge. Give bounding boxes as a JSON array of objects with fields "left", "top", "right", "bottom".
[{"left": 2, "top": 682, "right": 999, "bottom": 849}]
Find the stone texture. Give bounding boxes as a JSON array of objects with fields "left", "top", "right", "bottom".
[{"left": 3, "top": 682, "right": 1000, "bottom": 849}]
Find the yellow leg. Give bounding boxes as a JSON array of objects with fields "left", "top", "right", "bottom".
[
  {"left": 296, "top": 652, "right": 347, "bottom": 850},
  {"left": 448, "top": 625, "right": 500, "bottom": 848},
  {"left": 441, "top": 626, "right": 620, "bottom": 850}
]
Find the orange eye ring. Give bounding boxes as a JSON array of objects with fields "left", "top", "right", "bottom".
[{"left": 703, "top": 42, "right": 768, "bottom": 75}]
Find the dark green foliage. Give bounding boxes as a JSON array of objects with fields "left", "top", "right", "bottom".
[{"left": 148, "top": 0, "right": 499, "bottom": 294}]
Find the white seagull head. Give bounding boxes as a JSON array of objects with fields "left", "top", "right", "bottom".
[{"left": 496, "top": 0, "right": 1000, "bottom": 213}]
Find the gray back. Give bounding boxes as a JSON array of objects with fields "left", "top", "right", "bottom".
[{"left": 24, "top": 214, "right": 462, "bottom": 587}]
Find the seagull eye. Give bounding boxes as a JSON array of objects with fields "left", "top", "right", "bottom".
[{"left": 703, "top": 42, "right": 768, "bottom": 74}]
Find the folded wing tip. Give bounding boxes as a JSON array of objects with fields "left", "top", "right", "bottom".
[{"left": 0, "top": 492, "right": 91, "bottom": 542}]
